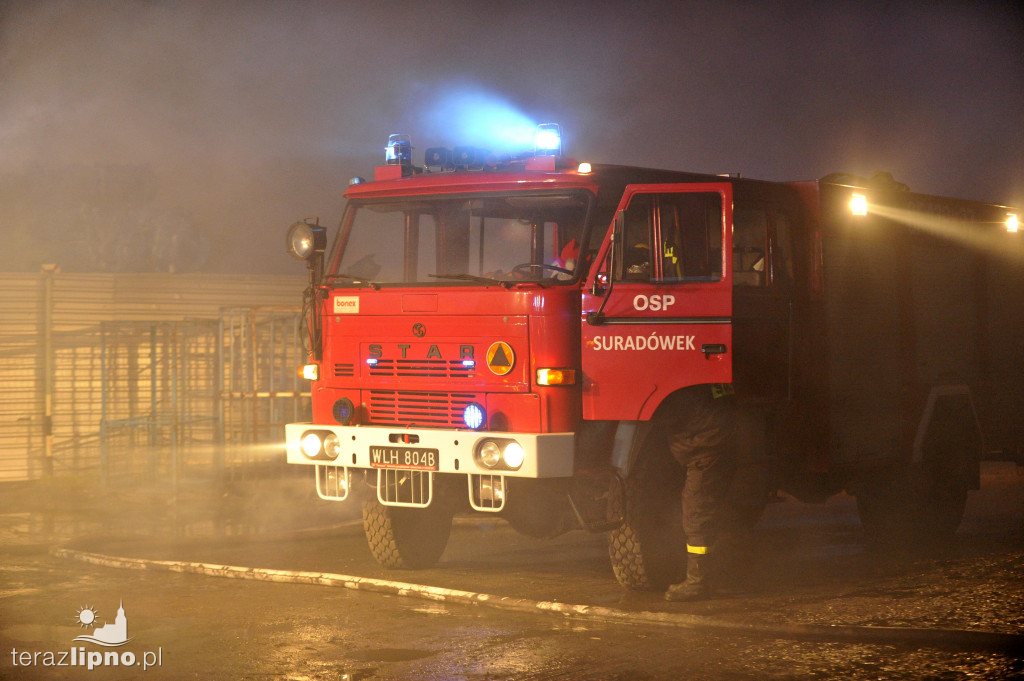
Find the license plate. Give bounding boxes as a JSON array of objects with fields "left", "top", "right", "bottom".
[{"left": 369, "top": 446, "right": 439, "bottom": 471}]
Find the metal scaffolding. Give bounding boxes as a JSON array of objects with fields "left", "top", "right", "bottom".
[
  {"left": 98, "top": 308, "right": 310, "bottom": 488},
  {"left": 99, "top": 320, "right": 219, "bottom": 487},
  {"left": 218, "top": 307, "right": 311, "bottom": 478}
]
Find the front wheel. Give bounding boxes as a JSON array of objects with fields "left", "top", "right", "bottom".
[
  {"left": 362, "top": 498, "right": 453, "bottom": 569},
  {"left": 607, "top": 430, "right": 686, "bottom": 590}
]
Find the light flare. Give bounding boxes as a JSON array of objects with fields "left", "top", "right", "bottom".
[
  {"left": 422, "top": 86, "right": 539, "bottom": 151},
  {"left": 864, "top": 203, "right": 1023, "bottom": 262}
]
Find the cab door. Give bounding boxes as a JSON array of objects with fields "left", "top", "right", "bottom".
[{"left": 582, "top": 183, "right": 733, "bottom": 421}]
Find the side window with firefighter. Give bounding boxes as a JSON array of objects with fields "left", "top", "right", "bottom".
[{"left": 618, "top": 192, "right": 723, "bottom": 282}]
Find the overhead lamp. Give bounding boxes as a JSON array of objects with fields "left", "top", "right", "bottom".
[
  {"left": 849, "top": 194, "right": 868, "bottom": 217},
  {"left": 286, "top": 221, "right": 326, "bottom": 260}
]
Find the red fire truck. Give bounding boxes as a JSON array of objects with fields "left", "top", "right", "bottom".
[{"left": 284, "top": 126, "right": 1022, "bottom": 589}]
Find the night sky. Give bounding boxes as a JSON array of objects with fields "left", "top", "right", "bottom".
[{"left": 2, "top": 0, "right": 1021, "bottom": 274}]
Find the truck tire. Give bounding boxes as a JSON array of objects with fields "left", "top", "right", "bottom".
[
  {"left": 607, "top": 430, "right": 686, "bottom": 590},
  {"left": 361, "top": 498, "right": 453, "bottom": 569},
  {"left": 856, "top": 466, "right": 968, "bottom": 547}
]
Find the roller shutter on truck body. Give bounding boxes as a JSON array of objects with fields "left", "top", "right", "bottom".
[{"left": 817, "top": 180, "right": 1023, "bottom": 470}]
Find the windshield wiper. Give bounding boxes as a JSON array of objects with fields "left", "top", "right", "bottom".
[
  {"left": 428, "top": 273, "right": 512, "bottom": 289},
  {"left": 325, "top": 272, "right": 380, "bottom": 289}
]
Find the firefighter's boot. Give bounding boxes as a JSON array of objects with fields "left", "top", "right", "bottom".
[{"left": 664, "top": 552, "right": 711, "bottom": 602}]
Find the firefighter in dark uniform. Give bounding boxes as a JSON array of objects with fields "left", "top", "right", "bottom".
[{"left": 664, "top": 384, "right": 737, "bottom": 601}]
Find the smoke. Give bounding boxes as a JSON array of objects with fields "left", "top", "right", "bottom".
[
  {"left": 417, "top": 86, "right": 541, "bottom": 152},
  {"left": 1, "top": 1, "right": 1021, "bottom": 274}
]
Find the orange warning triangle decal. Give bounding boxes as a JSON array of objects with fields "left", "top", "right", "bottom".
[
  {"left": 486, "top": 342, "right": 515, "bottom": 375},
  {"left": 490, "top": 345, "right": 510, "bottom": 367}
]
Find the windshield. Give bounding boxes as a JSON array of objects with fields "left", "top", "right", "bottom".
[{"left": 326, "top": 191, "right": 591, "bottom": 286}]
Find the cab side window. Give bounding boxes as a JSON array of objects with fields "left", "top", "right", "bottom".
[
  {"left": 733, "top": 207, "right": 768, "bottom": 286},
  {"left": 619, "top": 192, "right": 723, "bottom": 282},
  {"left": 772, "top": 210, "right": 794, "bottom": 287},
  {"left": 733, "top": 204, "right": 795, "bottom": 288},
  {"left": 621, "top": 195, "right": 654, "bottom": 280}
]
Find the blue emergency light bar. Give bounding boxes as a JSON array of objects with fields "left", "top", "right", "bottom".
[{"left": 390, "top": 123, "right": 564, "bottom": 172}]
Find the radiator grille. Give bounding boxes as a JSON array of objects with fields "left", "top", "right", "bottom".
[
  {"left": 367, "top": 390, "right": 478, "bottom": 427},
  {"left": 368, "top": 359, "right": 474, "bottom": 379}
]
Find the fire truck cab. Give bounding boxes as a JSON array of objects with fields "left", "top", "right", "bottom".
[{"left": 284, "top": 126, "right": 1023, "bottom": 588}]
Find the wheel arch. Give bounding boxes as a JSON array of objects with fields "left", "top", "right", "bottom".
[
  {"left": 913, "top": 384, "right": 983, "bottom": 490},
  {"left": 614, "top": 384, "right": 723, "bottom": 478}
]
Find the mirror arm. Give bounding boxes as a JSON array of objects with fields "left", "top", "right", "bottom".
[
  {"left": 307, "top": 253, "right": 326, "bottom": 360},
  {"left": 587, "top": 220, "right": 618, "bottom": 325}
]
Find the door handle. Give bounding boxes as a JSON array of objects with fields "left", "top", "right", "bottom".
[{"left": 701, "top": 343, "right": 727, "bottom": 357}]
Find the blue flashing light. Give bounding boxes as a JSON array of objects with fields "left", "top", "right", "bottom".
[
  {"left": 534, "top": 123, "right": 562, "bottom": 157},
  {"left": 332, "top": 398, "right": 355, "bottom": 425},
  {"left": 462, "top": 360, "right": 476, "bottom": 368},
  {"left": 385, "top": 134, "right": 412, "bottom": 166},
  {"left": 463, "top": 402, "right": 486, "bottom": 430},
  {"left": 366, "top": 358, "right": 378, "bottom": 366}
]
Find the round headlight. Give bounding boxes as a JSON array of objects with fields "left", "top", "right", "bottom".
[
  {"left": 502, "top": 441, "right": 525, "bottom": 469},
  {"left": 463, "top": 402, "right": 485, "bottom": 430},
  {"left": 300, "top": 432, "right": 323, "bottom": 458},
  {"left": 479, "top": 441, "right": 501, "bottom": 468},
  {"left": 286, "top": 221, "right": 326, "bottom": 260},
  {"left": 323, "top": 433, "right": 342, "bottom": 460}
]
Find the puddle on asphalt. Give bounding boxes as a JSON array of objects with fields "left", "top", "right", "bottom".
[{"left": 346, "top": 647, "right": 436, "bottom": 662}]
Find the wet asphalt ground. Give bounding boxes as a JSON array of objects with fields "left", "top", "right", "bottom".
[{"left": 1, "top": 463, "right": 1023, "bottom": 680}]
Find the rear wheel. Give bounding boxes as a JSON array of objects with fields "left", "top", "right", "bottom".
[
  {"left": 856, "top": 465, "right": 969, "bottom": 547},
  {"left": 607, "top": 429, "right": 686, "bottom": 590},
  {"left": 362, "top": 498, "right": 454, "bottom": 569}
]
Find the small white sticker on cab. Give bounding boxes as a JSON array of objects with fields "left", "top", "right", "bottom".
[{"left": 333, "top": 296, "right": 359, "bottom": 314}]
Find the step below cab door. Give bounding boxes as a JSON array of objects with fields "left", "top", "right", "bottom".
[{"left": 582, "top": 183, "right": 733, "bottom": 421}]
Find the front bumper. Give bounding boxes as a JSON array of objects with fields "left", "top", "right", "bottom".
[{"left": 284, "top": 423, "right": 576, "bottom": 478}]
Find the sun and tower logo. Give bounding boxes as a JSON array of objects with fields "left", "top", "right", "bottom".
[
  {"left": 8, "top": 598, "right": 162, "bottom": 671},
  {"left": 74, "top": 599, "right": 132, "bottom": 646}
]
